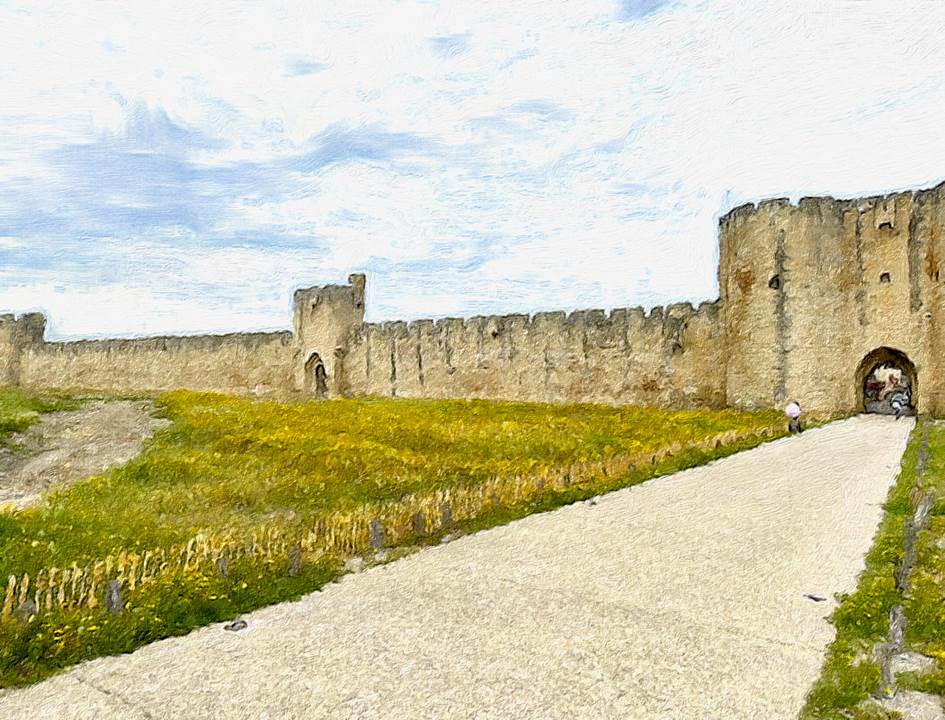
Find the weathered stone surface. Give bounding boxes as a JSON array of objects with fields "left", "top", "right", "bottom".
[
  {"left": 720, "top": 182, "right": 945, "bottom": 416},
  {"left": 890, "top": 651, "right": 938, "bottom": 678},
  {"left": 5, "top": 184, "right": 945, "bottom": 415},
  {"left": 878, "top": 690, "right": 945, "bottom": 720}
]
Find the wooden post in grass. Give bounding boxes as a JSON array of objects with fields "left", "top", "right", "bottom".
[
  {"left": 46, "top": 568, "right": 57, "bottom": 612},
  {"left": 32, "top": 570, "right": 44, "bottom": 616},
  {"left": 287, "top": 544, "right": 302, "bottom": 577},
  {"left": 411, "top": 511, "right": 426, "bottom": 538},
  {"left": 440, "top": 502, "right": 453, "bottom": 531},
  {"left": 87, "top": 562, "right": 104, "bottom": 609},
  {"left": 57, "top": 568, "right": 68, "bottom": 607},
  {"left": 127, "top": 554, "right": 140, "bottom": 591},
  {"left": 105, "top": 579, "right": 123, "bottom": 614},
  {"left": 2, "top": 575, "right": 15, "bottom": 621},
  {"left": 369, "top": 518, "right": 386, "bottom": 552},
  {"left": 15, "top": 598, "right": 36, "bottom": 624},
  {"left": 69, "top": 564, "right": 81, "bottom": 607}
]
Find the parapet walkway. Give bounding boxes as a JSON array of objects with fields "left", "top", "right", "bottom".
[{"left": 0, "top": 415, "right": 914, "bottom": 719}]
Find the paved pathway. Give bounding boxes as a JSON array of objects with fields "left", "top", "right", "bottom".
[{"left": 0, "top": 415, "right": 914, "bottom": 719}]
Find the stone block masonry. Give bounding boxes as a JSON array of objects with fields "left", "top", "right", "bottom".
[
  {"left": 342, "top": 301, "right": 725, "bottom": 407},
  {"left": 5, "top": 180, "right": 945, "bottom": 414}
]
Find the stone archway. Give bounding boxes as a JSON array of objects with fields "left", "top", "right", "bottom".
[
  {"left": 855, "top": 347, "right": 916, "bottom": 415},
  {"left": 304, "top": 352, "right": 329, "bottom": 399}
]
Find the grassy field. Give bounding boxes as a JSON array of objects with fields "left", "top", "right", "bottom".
[
  {"left": 800, "top": 418, "right": 945, "bottom": 719},
  {"left": 0, "top": 389, "right": 789, "bottom": 687}
]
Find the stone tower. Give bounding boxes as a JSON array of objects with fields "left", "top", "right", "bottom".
[
  {"left": 292, "top": 273, "right": 366, "bottom": 396},
  {"left": 0, "top": 312, "right": 46, "bottom": 386},
  {"left": 719, "top": 182, "right": 945, "bottom": 416}
]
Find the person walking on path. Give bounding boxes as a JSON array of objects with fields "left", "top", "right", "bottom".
[{"left": 785, "top": 400, "right": 802, "bottom": 434}]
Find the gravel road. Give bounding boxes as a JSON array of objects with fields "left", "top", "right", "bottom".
[
  {"left": 0, "top": 414, "right": 914, "bottom": 719},
  {"left": 0, "top": 399, "right": 168, "bottom": 510}
]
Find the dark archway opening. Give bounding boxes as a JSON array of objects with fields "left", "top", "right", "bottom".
[
  {"left": 304, "top": 352, "right": 329, "bottom": 399},
  {"left": 855, "top": 347, "right": 916, "bottom": 416}
]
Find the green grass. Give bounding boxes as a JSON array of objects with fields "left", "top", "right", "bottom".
[
  {"left": 800, "top": 419, "right": 945, "bottom": 719},
  {"left": 0, "top": 390, "right": 792, "bottom": 687},
  {"left": 0, "top": 391, "right": 790, "bottom": 575}
]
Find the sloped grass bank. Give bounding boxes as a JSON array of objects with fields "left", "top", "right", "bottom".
[
  {"left": 0, "top": 391, "right": 790, "bottom": 688},
  {"left": 896, "top": 420, "right": 945, "bottom": 701},
  {"left": 800, "top": 419, "right": 945, "bottom": 720}
]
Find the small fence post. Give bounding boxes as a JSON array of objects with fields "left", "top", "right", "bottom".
[
  {"left": 105, "top": 579, "right": 123, "bottom": 614},
  {"left": 15, "top": 598, "right": 37, "bottom": 623},
  {"left": 1, "top": 575, "right": 15, "bottom": 622},
  {"left": 411, "top": 511, "right": 426, "bottom": 538},
  {"left": 216, "top": 554, "right": 230, "bottom": 578},
  {"left": 369, "top": 518, "right": 386, "bottom": 552},
  {"left": 287, "top": 544, "right": 302, "bottom": 577}
]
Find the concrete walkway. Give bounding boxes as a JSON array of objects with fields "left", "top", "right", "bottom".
[{"left": 0, "top": 415, "right": 914, "bottom": 719}]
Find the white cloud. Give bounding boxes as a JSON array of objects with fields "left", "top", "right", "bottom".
[{"left": 2, "top": 0, "right": 945, "bottom": 338}]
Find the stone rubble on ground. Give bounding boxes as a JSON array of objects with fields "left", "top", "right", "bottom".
[
  {"left": 342, "top": 557, "right": 365, "bottom": 573},
  {"left": 871, "top": 690, "right": 945, "bottom": 720},
  {"left": 890, "top": 651, "right": 939, "bottom": 679}
]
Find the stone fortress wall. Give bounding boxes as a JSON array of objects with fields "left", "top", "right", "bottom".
[
  {"left": 3, "top": 180, "right": 945, "bottom": 415},
  {"left": 341, "top": 301, "right": 724, "bottom": 407},
  {"left": 720, "top": 181, "right": 945, "bottom": 416}
]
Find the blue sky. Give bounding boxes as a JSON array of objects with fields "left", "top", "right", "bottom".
[{"left": 2, "top": 0, "right": 945, "bottom": 339}]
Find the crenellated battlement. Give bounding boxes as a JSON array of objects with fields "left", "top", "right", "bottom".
[{"left": 5, "top": 179, "right": 945, "bottom": 413}]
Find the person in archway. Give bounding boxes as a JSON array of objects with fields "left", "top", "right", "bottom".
[
  {"left": 785, "top": 400, "right": 802, "bottom": 434},
  {"left": 890, "top": 388, "right": 910, "bottom": 420}
]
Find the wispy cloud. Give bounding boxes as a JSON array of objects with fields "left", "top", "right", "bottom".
[
  {"left": 2, "top": 0, "right": 945, "bottom": 339},
  {"left": 618, "top": 0, "right": 674, "bottom": 20},
  {"left": 428, "top": 33, "right": 472, "bottom": 58},
  {"left": 284, "top": 57, "right": 328, "bottom": 77},
  {"left": 287, "top": 123, "right": 435, "bottom": 174}
]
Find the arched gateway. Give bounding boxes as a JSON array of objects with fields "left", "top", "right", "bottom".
[
  {"left": 855, "top": 347, "right": 916, "bottom": 416},
  {"left": 304, "top": 352, "right": 329, "bottom": 399}
]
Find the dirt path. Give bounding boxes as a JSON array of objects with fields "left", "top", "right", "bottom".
[
  {"left": 0, "top": 400, "right": 169, "bottom": 510},
  {"left": 0, "top": 415, "right": 914, "bottom": 719}
]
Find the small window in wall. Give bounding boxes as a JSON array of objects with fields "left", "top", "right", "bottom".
[
  {"left": 880, "top": 272, "right": 891, "bottom": 284},
  {"left": 768, "top": 274, "right": 780, "bottom": 290}
]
